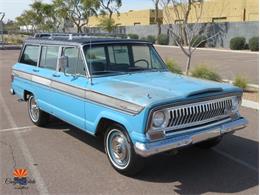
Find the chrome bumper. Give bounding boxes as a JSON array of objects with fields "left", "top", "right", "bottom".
[
  {"left": 134, "top": 117, "right": 248, "bottom": 157},
  {"left": 10, "top": 88, "right": 15, "bottom": 95}
]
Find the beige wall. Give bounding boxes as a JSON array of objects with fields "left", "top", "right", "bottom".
[
  {"left": 88, "top": 9, "right": 163, "bottom": 27},
  {"left": 163, "top": 0, "right": 259, "bottom": 24}
]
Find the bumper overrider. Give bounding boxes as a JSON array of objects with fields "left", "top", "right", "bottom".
[{"left": 134, "top": 117, "right": 248, "bottom": 157}]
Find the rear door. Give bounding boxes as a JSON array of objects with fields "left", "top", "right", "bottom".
[
  {"left": 36, "top": 44, "right": 60, "bottom": 114},
  {"left": 49, "top": 46, "right": 88, "bottom": 130}
]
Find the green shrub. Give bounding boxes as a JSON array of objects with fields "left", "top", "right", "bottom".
[
  {"left": 249, "top": 37, "right": 259, "bottom": 51},
  {"left": 146, "top": 35, "right": 156, "bottom": 43},
  {"left": 157, "top": 34, "right": 169, "bottom": 45},
  {"left": 233, "top": 75, "right": 248, "bottom": 90},
  {"left": 191, "top": 35, "right": 207, "bottom": 47},
  {"left": 172, "top": 37, "right": 183, "bottom": 46},
  {"left": 127, "top": 33, "right": 139, "bottom": 39},
  {"left": 165, "top": 59, "right": 183, "bottom": 74},
  {"left": 139, "top": 37, "right": 147, "bottom": 41},
  {"left": 191, "top": 65, "right": 221, "bottom": 82},
  {"left": 230, "top": 37, "right": 246, "bottom": 50}
]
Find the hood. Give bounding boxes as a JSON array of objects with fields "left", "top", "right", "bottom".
[{"left": 91, "top": 71, "right": 241, "bottom": 107}]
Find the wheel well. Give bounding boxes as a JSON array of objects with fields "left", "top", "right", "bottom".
[
  {"left": 95, "top": 118, "right": 127, "bottom": 138},
  {"left": 24, "top": 90, "right": 32, "bottom": 101}
]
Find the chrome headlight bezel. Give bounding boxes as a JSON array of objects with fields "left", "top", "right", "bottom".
[
  {"left": 231, "top": 96, "right": 242, "bottom": 113},
  {"left": 151, "top": 110, "right": 170, "bottom": 129}
]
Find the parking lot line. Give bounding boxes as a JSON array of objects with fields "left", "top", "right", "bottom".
[
  {"left": 0, "top": 94, "right": 49, "bottom": 195},
  {"left": 213, "top": 148, "right": 258, "bottom": 173},
  {"left": 0, "top": 125, "right": 35, "bottom": 133}
]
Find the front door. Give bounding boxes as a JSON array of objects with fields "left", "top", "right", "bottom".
[{"left": 50, "top": 46, "right": 88, "bottom": 130}]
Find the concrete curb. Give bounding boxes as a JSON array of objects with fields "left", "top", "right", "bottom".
[
  {"left": 154, "top": 45, "right": 259, "bottom": 54},
  {"left": 242, "top": 99, "right": 259, "bottom": 110}
]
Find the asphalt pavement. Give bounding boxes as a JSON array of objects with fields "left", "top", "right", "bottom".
[
  {"left": 0, "top": 50, "right": 259, "bottom": 194},
  {"left": 155, "top": 46, "right": 259, "bottom": 84}
]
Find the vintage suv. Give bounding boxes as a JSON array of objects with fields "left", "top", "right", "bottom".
[{"left": 11, "top": 34, "right": 248, "bottom": 175}]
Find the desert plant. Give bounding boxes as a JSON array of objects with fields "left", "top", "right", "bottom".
[
  {"left": 233, "top": 75, "right": 248, "bottom": 90},
  {"left": 139, "top": 37, "right": 147, "bottom": 41},
  {"left": 191, "top": 35, "right": 207, "bottom": 47},
  {"left": 249, "top": 37, "right": 259, "bottom": 51},
  {"left": 191, "top": 65, "right": 221, "bottom": 82},
  {"left": 230, "top": 37, "right": 246, "bottom": 50},
  {"left": 157, "top": 34, "right": 169, "bottom": 45},
  {"left": 165, "top": 59, "right": 183, "bottom": 74},
  {"left": 146, "top": 35, "right": 156, "bottom": 43},
  {"left": 127, "top": 34, "right": 139, "bottom": 39}
]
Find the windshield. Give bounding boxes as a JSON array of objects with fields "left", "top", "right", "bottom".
[{"left": 83, "top": 44, "right": 167, "bottom": 76}]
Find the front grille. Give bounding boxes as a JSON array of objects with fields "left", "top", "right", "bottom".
[{"left": 166, "top": 97, "right": 233, "bottom": 130}]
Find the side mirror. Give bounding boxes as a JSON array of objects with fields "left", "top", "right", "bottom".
[{"left": 58, "top": 55, "right": 69, "bottom": 75}]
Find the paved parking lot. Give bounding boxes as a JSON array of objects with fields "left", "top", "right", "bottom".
[
  {"left": 0, "top": 50, "right": 259, "bottom": 194},
  {"left": 155, "top": 46, "right": 259, "bottom": 84}
]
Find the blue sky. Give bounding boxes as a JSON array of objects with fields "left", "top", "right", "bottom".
[{"left": 0, "top": 0, "right": 154, "bottom": 22}]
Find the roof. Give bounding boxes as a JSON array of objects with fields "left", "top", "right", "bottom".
[{"left": 25, "top": 35, "right": 151, "bottom": 46}]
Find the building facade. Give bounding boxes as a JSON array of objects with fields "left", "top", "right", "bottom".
[
  {"left": 163, "top": 0, "right": 259, "bottom": 24},
  {"left": 88, "top": 9, "right": 163, "bottom": 27}
]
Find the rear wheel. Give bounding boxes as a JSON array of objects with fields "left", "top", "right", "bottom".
[
  {"left": 28, "top": 95, "right": 49, "bottom": 126},
  {"left": 196, "top": 137, "right": 222, "bottom": 149},
  {"left": 104, "top": 124, "right": 144, "bottom": 176}
]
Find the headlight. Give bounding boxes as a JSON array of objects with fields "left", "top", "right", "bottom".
[
  {"left": 231, "top": 96, "right": 241, "bottom": 112},
  {"left": 152, "top": 111, "right": 166, "bottom": 128}
]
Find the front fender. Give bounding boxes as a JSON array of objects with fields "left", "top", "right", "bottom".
[{"left": 94, "top": 110, "right": 147, "bottom": 143}]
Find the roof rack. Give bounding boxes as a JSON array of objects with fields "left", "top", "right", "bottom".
[{"left": 33, "top": 32, "right": 128, "bottom": 40}]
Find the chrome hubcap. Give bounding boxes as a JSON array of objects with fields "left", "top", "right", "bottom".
[
  {"left": 107, "top": 129, "right": 131, "bottom": 169},
  {"left": 29, "top": 97, "right": 39, "bottom": 122}
]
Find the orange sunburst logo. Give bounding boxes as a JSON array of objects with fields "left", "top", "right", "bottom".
[{"left": 13, "top": 169, "right": 28, "bottom": 178}]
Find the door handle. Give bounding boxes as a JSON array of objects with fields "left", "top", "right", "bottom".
[
  {"left": 33, "top": 69, "right": 39, "bottom": 72},
  {"left": 52, "top": 73, "right": 60, "bottom": 78}
]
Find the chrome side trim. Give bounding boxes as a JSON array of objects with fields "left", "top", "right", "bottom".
[
  {"left": 51, "top": 81, "right": 85, "bottom": 98},
  {"left": 12, "top": 69, "right": 144, "bottom": 115},
  {"left": 85, "top": 91, "right": 144, "bottom": 115},
  {"left": 13, "top": 70, "right": 32, "bottom": 80},
  {"left": 135, "top": 117, "right": 248, "bottom": 157},
  {"left": 32, "top": 75, "right": 51, "bottom": 86}
]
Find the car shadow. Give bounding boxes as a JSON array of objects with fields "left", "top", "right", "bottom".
[{"left": 45, "top": 118, "right": 258, "bottom": 194}]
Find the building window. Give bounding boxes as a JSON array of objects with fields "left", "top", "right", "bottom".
[{"left": 212, "top": 17, "right": 227, "bottom": 23}]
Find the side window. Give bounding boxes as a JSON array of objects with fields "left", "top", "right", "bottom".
[
  {"left": 20, "top": 45, "right": 39, "bottom": 66},
  {"left": 62, "top": 47, "right": 86, "bottom": 75},
  {"left": 40, "top": 45, "right": 59, "bottom": 70}
]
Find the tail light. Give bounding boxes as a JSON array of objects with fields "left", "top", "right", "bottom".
[{"left": 11, "top": 73, "right": 14, "bottom": 82}]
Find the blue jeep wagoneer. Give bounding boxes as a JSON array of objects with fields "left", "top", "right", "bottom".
[{"left": 11, "top": 34, "right": 248, "bottom": 175}]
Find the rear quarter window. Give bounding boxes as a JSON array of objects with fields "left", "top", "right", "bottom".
[{"left": 20, "top": 45, "right": 39, "bottom": 66}]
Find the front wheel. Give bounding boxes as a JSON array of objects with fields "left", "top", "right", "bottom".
[
  {"left": 28, "top": 95, "right": 49, "bottom": 127},
  {"left": 104, "top": 125, "right": 144, "bottom": 176}
]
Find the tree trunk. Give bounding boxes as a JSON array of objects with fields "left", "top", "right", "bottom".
[
  {"left": 182, "top": 25, "right": 188, "bottom": 46},
  {"left": 185, "top": 55, "right": 191, "bottom": 75},
  {"left": 155, "top": 0, "right": 161, "bottom": 42}
]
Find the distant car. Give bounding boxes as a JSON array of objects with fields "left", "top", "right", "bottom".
[{"left": 10, "top": 34, "right": 248, "bottom": 175}]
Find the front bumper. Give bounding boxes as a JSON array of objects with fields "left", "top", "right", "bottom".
[{"left": 134, "top": 117, "right": 248, "bottom": 157}]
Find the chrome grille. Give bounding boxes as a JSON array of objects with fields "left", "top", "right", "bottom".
[{"left": 166, "top": 97, "right": 233, "bottom": 130}]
